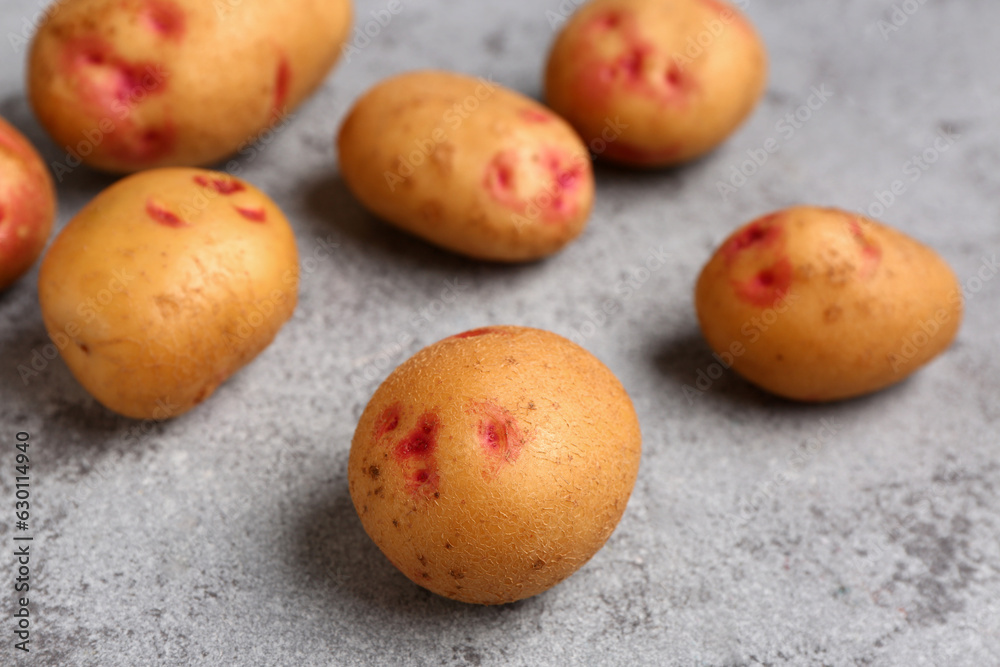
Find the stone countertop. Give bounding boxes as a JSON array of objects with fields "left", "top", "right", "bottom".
[{"left": 1, "top": 0, "right": 998, "bottom": 665}]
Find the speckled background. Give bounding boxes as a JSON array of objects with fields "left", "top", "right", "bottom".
[{"left": 1, "top": 0, "right": 998, "bottom": 665}]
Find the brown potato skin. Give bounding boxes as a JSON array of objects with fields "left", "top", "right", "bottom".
[
  {"left": 348, "top": 326, "right": 642, "bottom": 604},
  {"left": 695, "top": 207, "right": 963, "bottom": 401},
  {"left": 0, "top": 117, "right": 56, "bottom": 291},
  {"left": 337, "top": 71, "right": 595, "bottom": 262},
  {"left": 38, "top": 168, "right": 299, "bottom": 419},
  {"left": 28, "top": 0, "right": 352, "bottom": 173},
  {"left": 545, "top": 0, "right": 767, "bottom": 167}
]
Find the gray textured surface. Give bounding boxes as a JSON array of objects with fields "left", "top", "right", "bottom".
[{"left": 1, "top": 0, "right": 999, "bottom": 665}]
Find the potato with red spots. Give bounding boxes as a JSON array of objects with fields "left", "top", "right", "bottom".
[
  {"left": 0, "top": 117, "right": 56, "bottom": 291},
  {"left": 545, "top": 0, "right": 767, "bottom": 167},
  {"left": 348, "top": 326, "right": 642, "bottom": 604},
  {"left": 28, "top": 0, "right": 352, "bottom": 173},
  {"left": 38, "top": 168, "right": 298, "bottom": 419},
  {"left": 695, "top": 207, "right": 963, "bottom": 401},
  {"left": 338, "top": 71, "right": 595, "bottom": 262}
]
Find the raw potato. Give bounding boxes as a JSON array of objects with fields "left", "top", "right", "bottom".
[
  {"left": 38, "top": 168, "right": 299, "bottom": 419},
  {"left": 348, "top": 326, "right": 642, "bottom": 604},
  {"left": 28, "top": 0, "right": 352, "bottom": 173},
  {"left": 0, "top": 117, "right": 56, "bottom": 291},
  {"left": 695, "top": 207, "right": 963, "bottom": 401},
  {"left": 545, "top": 0, "right": 767, "bottom": 167},
  {"left": 338, "top": 71, "right": 595, "bottom": 262}
]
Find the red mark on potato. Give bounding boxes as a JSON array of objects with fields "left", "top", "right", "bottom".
[
  {"left": 519, "top": 109, "right": 552, "bottom": 123},
  {"left": 849, "top": 219, "right": 882, "bottom": 278},
  {"left": 63, "top": 37, "right": 174, "bottom": 167},
  {"left": 451, "top": 327, "right": 501, "bottom": 339},
  {"left": 723, "top": 215, "right": 784, "bottom": 263},
  {"left": 733, "top": 258, "right": 793, "bottom": 307},
  {"left": 108, "top": 123, "right": 177, "bottom": 165},
  {"left": 485, "top": 148, "right": 588, "bottom": 222},
  {"left": 143, "top": 0, "right": 185, "bottom": 40},
  {"left": 273, "top": 57, "right": 291, "bottom": 114},
  {"left": 593, "top": 12, "right": 623, "bottom": 30},
  {"left": 396, "top": 414, "right": 439, "bottom": 458},
  {"left": 145, "top": 200, "right": 186, "bottom": 228},
  {"left": 542, "top": 151, "right": 585, "bottom": 221},
  {"left": 375, "top": 403, "right": 403, "bottom": 439},
  {"left": 394, "top": 413, "right": 441, "bottom": 497},
  {"left": 484, "top": 150, "right": 519, "bottom": 205},
  {"left": 468, "top": 401, "right": 525, "bottom": 474},
  {"left": 65, "top": 38, "right": 167, "bottom": 106},
  {"left": 194, "top": 175, "right": 246, "bottom": 195},
  {"left": 234, "top": 206, "right": 266, "bottom": 222}
]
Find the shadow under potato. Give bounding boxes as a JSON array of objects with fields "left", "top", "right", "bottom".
[
  {"left": 0, "top": 311, "right": 175, "bottom": 469},
  {"left": 653, "top": 326, "right": 915, "bottom": 418},
  {"left": 296, "top": 169, "right": 565, "bottom": 282},
  {"left": 654, "top": 327, "right": 777, "bottom": 411},
  {"left": 290, "top": 475, "right": 538, "bottom": 622}
]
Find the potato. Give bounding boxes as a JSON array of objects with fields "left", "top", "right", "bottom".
[
  {"left": 28, "top": 0, "right": 352, "bottom": 173},
  {"left": 348, "top": 326, "right": 642, "bottom": 604},
  {"left": 0, "top": 117, "right": 56, "bottom": 291},
  {"left": 694, "top": 207, "right": 963, "bottom": 401},
  {"left": 337, "top": 71, "right": 595, "bottom": 262},
  {"left": 38, "top": 168, "right": 299, "bottom": 419},
  {"left": 545, "top": 0, "right": 767, "bottom": 167}
]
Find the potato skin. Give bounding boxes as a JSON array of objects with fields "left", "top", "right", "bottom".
[
  {"left": 0, "top": 117, "right": 56, "bottom": 291},
  {"left": 28, "top": 0, "right": 352, "bottom": 172},
  {"left": 348, "top": 326, "right": 642, "bottom": 604},
  {"left": 38, "top": 168, "right": 299, "bottom": 419},
  {"left": 694, "top": 207, "right": 963, "bottom": 401},
  {"left": 545, "top": 0, "right": 767, "bottom": 167},
  {"left": 337, "top": 71, "right": 595, "bottom": 262}
]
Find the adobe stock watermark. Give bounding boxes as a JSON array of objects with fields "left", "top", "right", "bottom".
[
  {"left": 7, "top": 0, "right": 66, "bottom": 54},
  {"left": 17, "top": 269, "right": 137, "bottom": 385},
  {"left": 383, "top": 76, "right": 498, "bottom": 192},
  {"left": 857, "top": 127, "right": 960, "bottom": 220},
  {"left": 870, "top": 0, "right": 929, "bottom": 41},
  {"left": 341, "top": 0, "right": 405, "bottom": 63},
  {"left": 683, "top": 290, "right": 801, "bottom": 403},
  {"left": 222, "top": 233, "right": 339, "bottom": 353},
  {"left": 670, "top": 0, "right": 752, "bottom": 70},
  {"left": 49, "top": 64, "right": 171, "bottom": 182},
  {"left": 161, "top": 108, "right": 298, "bottom": 225},
  {"left": 567, "top": 245, "right": 671, "bottom": 346},
  {"left": 545, "top": 0, "right": 750, "bottom": 30},
  {"left": 347, "top": 278, "right": 471, "bottom": 390},
  {"left": 733, "top": 417, "right": 841, "bottom": 526},
  {"left": 512, "top": 116, "right": 629, "bottom": 230},
  {"left": 889, "top": 253, "right": 996, "bottom": 373},
  {"left": 716, "top": 84, "right": 834, "bottom": 201}
]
